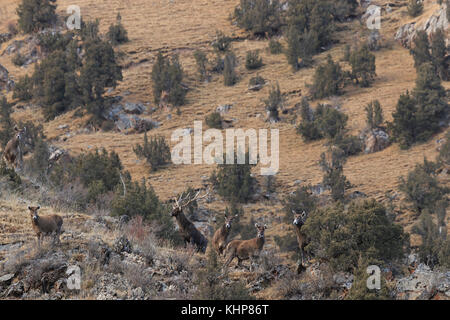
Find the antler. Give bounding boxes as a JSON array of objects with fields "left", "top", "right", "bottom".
[{"left": 176, "top": 189, "right": 209, "bottom": 208}]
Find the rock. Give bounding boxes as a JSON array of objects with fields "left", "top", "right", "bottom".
[
  {"left": 396, "top": 264, "right": 450, "bottom": 300},
  {"left": 115, "top": 113, "right": 159, "bottom": 133},
  {"left": 333, "top": 272, "right": 354, "bottom": 290},
  {"left": 395, "top": 4, "right": 449, "bottom": 48},
  {"left": 94, "top": 273, "right": 131, "bottom": 300},
  {"left": 248, "top": 83, "right": 265, "bottom": 91},
  {"left": 123, "top": 102, "right": 145, "bottom": 115},
  {"left": 0, "top": 33, "right": 12, "bottom": 44},
  {"left": 0, "top": 64, "right": 14, "bottom": 92},
  {"left": 360, "top": 128, "right": 390, "bottom": 154},
  {"left": 57, "top": 124, "right": 69, "bottom": 130},
  {"left": 1, "top": 40, "right": 24, "bottom": 55},
  {"left": 113, "top": 236, "right": 133, "bottom": 254},
  {"left": 4, "top": 281, "right": 24, "bottom": 298},
  {"left": 348, "top": 190, "right": 367, "bottom": 200},
  {"left": 216, "top": 104, "right": 233, "bottom": 114},
  {"left": 0, "top": 274, "right": 15, "bottom": 287},
  {"left": 311, "top": 184, "right": 325, "bottom": 195},
  {"left": 367, "top": 30, "right": 381, "bottom": 51}
]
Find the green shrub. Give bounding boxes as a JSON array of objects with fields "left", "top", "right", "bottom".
[
  {"left": 37, "top": 32, "right": 74, "bottom": 54},
  {"left": 0, "top": 161, "right": 22, "bottom": 189},
  {"left": 223, "top": 52, "right": 238, "bottom": 86},
  {"left": 412, "top": 211, "right": 450, "bottom": 268},
  {"left": 24, "top": 137, "right": 50, "bottom": 183},
  {"left": 410, "top": 30, "right": 431, "bottom": 70},
  {"left": 349, "top": 45, "right": 376, "bottom": 87},
  {"left": 438, "top": 131, "right": 450, "bottom": 166},
  {"left": 319, "top": 146, "right": 349, "bottom": 201},
  {"left": 332, "top": 133, "right": 362, "bottom": 156},
  {"left": 248, "top": 75, "right": 265, "bottom": 87},
  {"left": 315, "top": 104, "right": 348, "bottom": 140},
  {"left": 400, "top": 159, "right": 447, "bottom": 214},
  {"left": 268, "top": 39, "right": 282, "bottom": 54},
  {"left": 133, "top": 133, "right": 171, "bottom": 172},
  {"left": 12, "top": 52, "right": 27, "bottom": 66},
  {"left": 282, "top": 185, "right": 317, "bottom": 223},
  {"left": 211, "top": 31, "right": 232, "bottom": 53},
  {"left": 274, "top": 233, "right": 299, "bottom": 253},
  {"left": 50, "top": 148, "right": 123, "bottom": 204},
  {"left": 407, "top": 0, "right": 424, "bottom": 17},
  {"left": 194, "top": 248, "right": 254, "bottom": 300},
  {"left": 205, "top": 112, "right": 223, "bottom": 129},
  {"left": 151, "top": 52, "right": 186, "bottom": 106},
  {"left": 264, "top": 83, "right": 282, "bottom": 122},
  {"left": 111, "top": 176, "right": 180, "bottom": 243},
  {"left": 0, "top": 97, "right": 15, "bottom": 148},
  {"left": 303, "top": 199, "right": 409, "bottom": 272},
  {"left": 430, "top": 28, "right": 449, "bottom": 81},
  {"left": 16, "top": 0, "right": 57, "bottom": 34},
  {"left": 12, "top": 75, "right": 33, "bottom": 101},
  {"left": 107, "top": 13, "right": 129, "bottom": 46},
  {"left": 245, "top": 50, "right": 263, "bottom": 70},
  {"left": 234, "top": 0, "right": 283, "bottom": 37},
  {"left": 310, "top": 55, "right": 345, "bottom": 99},
  {"left": 210, "top": 153, "right": 256, "bottom": 203},
  {"left": 365, "top": 100, "right": 384, "bottom": 129},
  {"left": 193, "top": 50, "right": 208, "bottom": 81}
]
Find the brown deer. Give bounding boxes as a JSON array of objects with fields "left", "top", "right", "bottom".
[
  {"left": 28, "top": 206, "right": 63, "bottom": 247},
  {"left": 171, "top": 190, "right": 209, "bottom": 253},
  {"left": 2, "top": 126, "right": 26, "bottom": 171},
  {"left": 223, "top": 223, "right": 267, "bottom": 271},
  {"left": 293, "top": 211, "right": 308, "bottom": 273},
  {"left": 212, "top": 213, "right": 237, "bottom": 256}
]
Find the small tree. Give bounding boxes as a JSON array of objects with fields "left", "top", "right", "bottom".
[
  {"left": 210, "top": 153, "right": 256, "bottom": 203},
  {"left": 281, "top": 185, "right": 317, "bottom": 224},
  {"left": 264, "top": 83, "right": 282, "bottom": 122},
  {"left": 234, "top": 0, "right": 283, "bottom": 37},
  {"left": 389, "top": 91, "right": 417, "bottom": 149},
  {"left": 133, "top": 133, "right": 171, "bottom": 171},
  {"left": 430, "top": 28, "right": 449, "bottom": 81},
  {"left": 223, "top": 52, "right": 237, "bottom": 86},
  {"left": 410, "top": 30, "right": 431, "bottom": 70},
  {"left": 319, "top": 146, "right": 349, "bottom": 201},
  {"left": 400, "top": 159, "right": 446, "bottom": 214},
  {"left": 365, "top": 100, "right": 383, "bottom": 129},
  {"left": 245, "top": 50, "right": 263, "bottom": 70},
  {"left": 16, "top": 0, "right": 57, "bottom": 33},
  {"left": 107, "top": 13, "right": 129, "bottom": 46},
  {"left": 0, "top": 97, "right": 15, "bottom": 148},
  {"left": 151, "top": 52, "right": 186, "bottom": 106},
  {"left": 205, "top": 112, "right": 223, "bottom": 129},
  {"left": 407, "top": 0, "right": 424, "bottom": 17},
  {"left": 296, "top": 99, "right": 323, "bottom": 141},
  {"left": 310, "top": 55, "right": 345, "bottom": 99},
  {"left": 268, "top": 39, "right": 282, "bottom": 54},
  {"left": 12, "top": 75, "right": 33, "bottom": 101},
  {"left": 349, "top": 45, "right": 376, "bottom": 87},
  {"left": 303, "top": 199, "right": 408, "bottom": 272},
  {"left": 193, "top": 50, "right": 208, "bottom": 81}
]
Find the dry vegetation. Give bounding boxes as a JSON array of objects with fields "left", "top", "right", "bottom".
[{"left": 0, "top": 0, "right": 449, "bottom": 299}]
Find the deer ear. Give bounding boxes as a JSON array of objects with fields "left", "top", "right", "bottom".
[
  {"left": 14, "top": 126, "right": 18, "bottom": 132},
  {"left": 37, "top": 206, "right": 40, "bottom": 210},
  {"left": 254, "top": 223, "right": 259, "bottom": 228},
  {"left": 264, "top": 224, "right": 268, "bottom": 229},
  {"left": 28, "top": 206, "right": 32, "bottom": 210}
]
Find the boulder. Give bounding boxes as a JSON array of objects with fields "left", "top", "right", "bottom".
[
  {"left": 395, "top": 4, "right": 449, "bottom": 48},
  {"left": 360, "top": 128, "right": 390, "bottom": 154},
  {"left": 0, "top": 64, "right": 14, "bottom": 92},
  {"left": 123, "top": 102, "right": 145, "bottom": 115}
]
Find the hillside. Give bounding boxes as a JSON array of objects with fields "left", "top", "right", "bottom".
[{"left": 0, "top": 0, "right": 449, "bottom": 300}]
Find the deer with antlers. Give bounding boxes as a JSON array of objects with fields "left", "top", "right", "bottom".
[
  {"left": 223, "top": 223, "right": 267, "bottom": 271},
  {"left": 171, "top": 190, "right": 209, "bottom": 253},
  {"left": 293, "top": 211, "right": 309, "bottom": 273},
  {"left": 2, "top": 126, "right": 26, "bottom": 171},
  {"left": 212, "top": 213, "right": 238, "bottom": 256}
]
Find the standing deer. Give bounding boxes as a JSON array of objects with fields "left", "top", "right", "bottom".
[
  {"left": 293, "top": 211, "right": 309, "bottom": 273},
  {"left": 212, "top": 213, "right": 237, "bottom": 256},
  {"left": 223, "top": 223, "right": 267, "bottom": 271},
  {"left": 28, "top": 206, "right": 63, "bottom": 247},
  {"left": 171, "top": 190, "right": 209, "bottom": 253},
  {"left": 2, "top": 126, "right": 26, "bottom": 171}
]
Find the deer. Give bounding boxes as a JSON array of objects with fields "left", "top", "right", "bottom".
[
  {"left": 223, "top": 223, "right": 267, "bottom": 271},
  {"left": 2, "top": 126, "right": 26, "bottom": 171},
  {"left": 28, "top": 206, "right": 63, "bottom": 247},
  {"left": 293, "top": 211, "right": 309, "bottom": 273},
  {"left": 171, "top": 190, "right": 209, "bottom": 253},
  {"left": 212, "top": 213, "right": 238, "bottom": 256}
]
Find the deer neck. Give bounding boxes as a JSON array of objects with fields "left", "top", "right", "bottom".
[
  {"left": 221, "top": 224, "right": 230, "bottom": 237},
  {"left": 256, "top": 235, "right": 265, "bottom": 249},
  {"left": 175, "top": 210, "right": 190, "bottom": 227}
]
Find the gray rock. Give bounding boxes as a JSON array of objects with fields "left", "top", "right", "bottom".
[
  {"left": 123, "top": 102, "right": 145, "bottom": 115},
  {"left": 216, "top": 104, "right": 233, "bottom": 114},
  {"left": 0, "top": 274, "right": 15, "bottom": 286}
]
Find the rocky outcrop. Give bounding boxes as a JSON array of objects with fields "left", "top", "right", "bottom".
[
  {"left": 395, "top": 4, "right": 449, "bottom": 48},
  {"left": 360, "top": 128, "right": 390, "bottom": 154},
  {"left": 0, "top": 64, "right": 14, "bottom": 92}
]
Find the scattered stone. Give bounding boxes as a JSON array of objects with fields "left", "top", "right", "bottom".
[
  {"left": 0, "top": 274, "right": 15, "bottom": 287},
  {"left": 113, "top": 236, "right": 133, "bottom": 254},
  {"left": 123, "top": 102, "right": 145, "bottom": 115},
  {"left": 216, "top": 104, "right": 233, "bottom": 114},
  {"left": 360, "top": 128, "right": 390, "bottom": 154}
]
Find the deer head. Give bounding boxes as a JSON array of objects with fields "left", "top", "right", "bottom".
[
  {"left": 255, "top": 223, "right": 267, "bottom": 238},
  {"left": 293, "top": 210, "right": 307, "bottom": 227},
  {"left": 224, "top": 213, "right": 238, "bottom": 229},
  {"left": 14, "top": 126, "right": 26, "bottom": 142},
  {"left": 171, "top": 190, "right": 209, "bottom": 217},
  {"left": 28, "top": 206, "right": 41, "bottom": 221}
]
